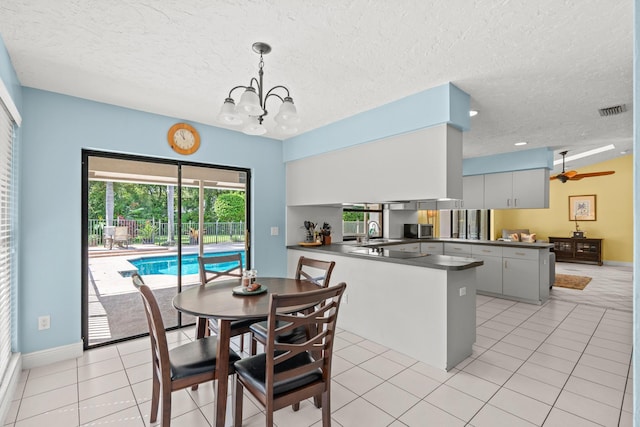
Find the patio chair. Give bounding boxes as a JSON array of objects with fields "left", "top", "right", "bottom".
[
  {"left": 233, "top": 283, "right": 347, "bottom": 426},
  {"left": 113, "top": 226, "right": 130, "bottom": 248},
  {"left": 131, "top": 273, "right": 240, "bottom": 427}
]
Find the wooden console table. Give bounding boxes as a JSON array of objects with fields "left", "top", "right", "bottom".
[{"left": 549, "top": 237, "right": 603, "bottom": 266}]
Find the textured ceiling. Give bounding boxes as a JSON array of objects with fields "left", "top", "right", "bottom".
[{"left": 0, "top": 0, "right": 633, "bottom": 172}]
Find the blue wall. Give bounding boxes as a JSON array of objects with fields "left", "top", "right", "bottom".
[
  {"left": 282, "top": 82, "right": 470, "bottom": 162},
  {"left": 18, "top": 89, "right": 287, "bottom": 353},
  {"left": 463, "top": 147, "right": 554, "bottom": 175}
]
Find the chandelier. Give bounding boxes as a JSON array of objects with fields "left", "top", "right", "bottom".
[{"left": 217, "top": 42, "right": 300, "bottom": 136}]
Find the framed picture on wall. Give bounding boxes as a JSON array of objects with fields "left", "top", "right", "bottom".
[{"left": 569, "top": 194, "right": 596, "bottom": 221}]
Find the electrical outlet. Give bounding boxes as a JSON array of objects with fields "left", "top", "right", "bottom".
[
  {"left": 270, "top": 226, "right": 279, "bottom": 236},
  {"left": 38, "top": 315, "right": 50, "bottom": 330},
  {"left": 459, "top": 287, "right": 466, "bottom": 296}
]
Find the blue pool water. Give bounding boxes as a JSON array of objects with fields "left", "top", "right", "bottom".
[{"left": 128, "top": 251, "right": 246, "bottom": 276}]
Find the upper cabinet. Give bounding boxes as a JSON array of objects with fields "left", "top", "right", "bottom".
[
  {"left": 462, "top": 175, "right": 485, "bottom": 209},
  {"left": 286, "top": 125, "right": 462, "bottom": 206},
  {"left": 483, "top": 169, "right": 549, "bottom": 209}
]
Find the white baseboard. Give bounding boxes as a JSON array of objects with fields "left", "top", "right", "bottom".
[
  {"left": 603, "top": 261, "right": 632, "bottom": 267},
  {"left": 21, "top": 341, "right": 83, "bottom": 370},
  {"left": 0, "top": 353, "right": 22, "bottom": 425}
]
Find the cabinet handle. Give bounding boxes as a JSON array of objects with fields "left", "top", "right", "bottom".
[
  {"left": 482, "top": 249, "right": 491, "bottom": 253},
  {"left": 514, "top": 198, "right": 518, "bottom": 207},
  {"left": 507, "top": 199, "right": 511, "bottom": 207},
  {"left": 504, "top": 260, "right": 508, "bottom": 268},
  {"left": 515, "top": 252, "right": 525, "bottom": 256}
]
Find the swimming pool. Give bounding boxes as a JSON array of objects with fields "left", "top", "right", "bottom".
[{"left": 127, "top": 251, "right": 246, "bottom": 276}]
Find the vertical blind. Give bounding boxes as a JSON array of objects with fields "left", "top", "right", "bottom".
[{"left": 0, "top": 100, "right": 15, "bottom": 384}]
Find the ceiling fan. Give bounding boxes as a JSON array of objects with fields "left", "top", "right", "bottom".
[{"left": 550, "top": 151, "right": 615, "bottom": 183}]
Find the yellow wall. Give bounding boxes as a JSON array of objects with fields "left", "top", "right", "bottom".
[{"left": 494, "top": 154, "right": 633, "bottom": 263}]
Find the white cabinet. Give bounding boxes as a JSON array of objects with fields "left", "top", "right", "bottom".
[
  {"left": 444, "top": 242, "right": 472, "bottom": 257},
  {"left": 483, "top": 169, "right": 549, "bottom": 209},
  {"left": 462, "top": 175, "right": 485, "bottom": 209},
  {"left": 471, "top": 245, "right": 502, "bottom": 294},
  {"left": 501, "top": 247, "right": 549, "bottom": 303},
  {"left": 421, "top": 242, "right": 444, "bottom": 255}
]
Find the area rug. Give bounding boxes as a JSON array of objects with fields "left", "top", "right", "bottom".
[{"left": 553, "top": 274, "right": 592, "bottom": 290}]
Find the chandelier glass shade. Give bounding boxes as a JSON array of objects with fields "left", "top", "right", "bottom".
[{"left": 217, "top": 42, "right": 299, "bottom": 136}]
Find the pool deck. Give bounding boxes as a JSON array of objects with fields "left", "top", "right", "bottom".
[{"left": 87, "top": 242, "right": 246, "bottom": 345}]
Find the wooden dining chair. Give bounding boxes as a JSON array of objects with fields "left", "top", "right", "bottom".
[
  {"left": 131, "top": 273, "right": 241, "bottom": 427},
  {"left": 250, "top": 256, "right": 336, "bottom": 350},
  {"left": 195, "top": 253, "right": 254, "bottom": 349},
  {"left": 233, "top": 282, "right": 347, "bottom": 427}
]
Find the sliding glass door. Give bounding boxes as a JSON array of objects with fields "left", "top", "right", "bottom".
[{"left": 82, "top": 151, "right": 250, "bottom": 349}]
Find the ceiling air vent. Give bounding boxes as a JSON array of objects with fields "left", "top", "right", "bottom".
[{"left": 598, "top": 104, "right": 627, "bottom": 117}]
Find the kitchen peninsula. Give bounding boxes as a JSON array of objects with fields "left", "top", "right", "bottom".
[
  {"left": 287, "top": 242, "right": 482, "bottom": 371},
  {"left": 288, "top": 238, "right": 551, "bottom": 371}
]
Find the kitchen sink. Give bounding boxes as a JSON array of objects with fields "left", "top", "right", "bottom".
[{"left": 349, "top": 248, "right": 430, "bottom": 259}]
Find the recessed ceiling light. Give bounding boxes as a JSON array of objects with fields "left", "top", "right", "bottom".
[
  {"left": 553, "top": 144, "right": 616, "bottom": 165},
  {"left": 469, "top": 110, "right": 478, "bottom": 117},
  {"left": 514, "top": 141, "right": 527, "bottom": 146}
]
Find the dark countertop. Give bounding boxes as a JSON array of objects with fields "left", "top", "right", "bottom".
[
  {"left": 351, "top": 237, "right": 552, "bottom": 249},
  {"left": 429, "top": 238, "right": 553, "bottom": 249},
  {"left": 287, "top": 242, "right": 483, "bottom": 271}
]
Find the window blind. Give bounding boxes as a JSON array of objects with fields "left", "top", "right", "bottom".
[{"left": 0, "top": 100, "right": 15, "bottom": 385}]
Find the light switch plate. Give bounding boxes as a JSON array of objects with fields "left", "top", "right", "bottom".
[
  {"left": 270, "top": 227, "right": 279, "bottom": 236},
  {"left": 459, "top": 287, "right": 466, "bottom": 296}
]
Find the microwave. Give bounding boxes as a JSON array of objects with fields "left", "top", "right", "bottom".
[{"left": 404, "top": 224, "right": 434, "bottom": 239}]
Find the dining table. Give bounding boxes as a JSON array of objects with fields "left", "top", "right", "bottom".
[{"left": 172, "top": 276, "right": 320, "bottom": 427}]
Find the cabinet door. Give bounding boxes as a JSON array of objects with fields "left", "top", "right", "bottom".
[
  {"left": 420, "top": 242, "right": 443, "bottom": 255},
  {"left": 463, "top": 175, "right": 485, "bottom": 209},
  {"left": 503, "top": 258, "right": 540, "bottom": 301},
  {"left": 474, "top": 255, "right": 503, "bottom": 294},
  {"left": 444, "top": 243, "right": 472, "bottom": 256},
  {"left": 483, "top": 172, "right": 513, "bottom": 209},
  {"left": 512, "top": 169, "right": 549, "bottom": 208}
]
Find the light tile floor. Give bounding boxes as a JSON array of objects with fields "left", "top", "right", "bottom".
[{"left": 4, "top": 263, "right": 633, "bottom": 426}]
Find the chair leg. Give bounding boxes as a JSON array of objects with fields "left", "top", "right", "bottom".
[
  {"left": 192, "top": 318, "right": 207, "bottom": 391},
  {"left": 321, "top": 391, "right": 331, "bottom": 427},
  {"left": 292, "top": 402, "right": 300, "bottom": 411},
  {"left": 239, "top": 333, "right": 245, "bottom": 353},
  {"left": 266, "top": 402, "right": 274, "bottom": 427},
  {"left": 150, "top": 373, "right": 160, "bottom": 423},
  {"left": 250, "top": 332, "right": 257, "bottom": 356},
  {"left": 233, "top": 378, "right": 243, "bottom": 427},
  {"left": 313, "top": 395, "right": 322, "bottom": 408},
  {"left": 161, "top": 386, "right": 172, "bottom": 427}
]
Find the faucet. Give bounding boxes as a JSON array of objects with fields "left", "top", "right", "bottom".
[{"left": 367, "top": 220, "right": 380, "bottom": 237}]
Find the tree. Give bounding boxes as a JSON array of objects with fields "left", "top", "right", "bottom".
[{"left": 214, "top": 192, "right": 245, "bottom": 222}]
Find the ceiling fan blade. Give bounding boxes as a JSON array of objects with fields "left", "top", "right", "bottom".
[
  {"left": 569, "top": 171, "right": 615, "bottom": 180},
  {"left": 563, "top": 170, "right": 578, "bottom": 178}
]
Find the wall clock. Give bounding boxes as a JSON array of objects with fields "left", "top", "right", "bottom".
[{"left": 167, "top": 123, "right": 200, "bottom": 155}]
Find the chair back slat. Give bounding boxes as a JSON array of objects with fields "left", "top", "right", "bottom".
[
  {"left": 295, "top": 257, "right": 335, "bottom": 288},
  {"left": 198, "top": 253, "right": 243, "bottom": 285},
  {"left": 265, "top": 283, "right": 346, "bottom": 399}
]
